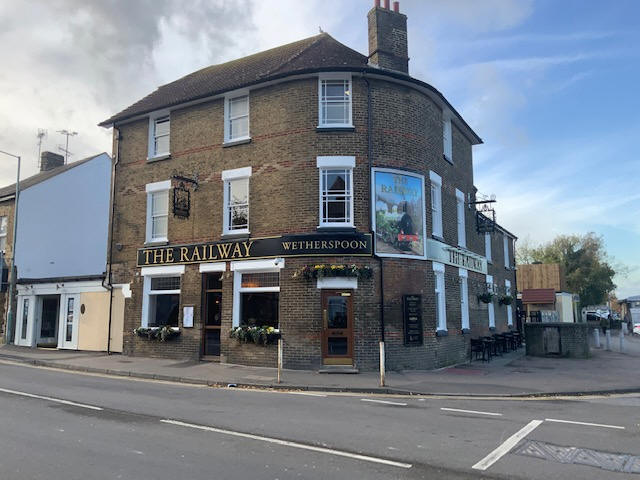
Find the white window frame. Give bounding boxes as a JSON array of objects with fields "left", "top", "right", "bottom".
[
  {"left": 0, "top": 215, "right": 7, "bottom": 252},
  {"left": 317, "top": 156, "right": 355, "bottom": 228},
  {"left": 485, "top": 233, "right": 492, "bottom": 263},
  {"left": 224, "top": 91, "right": 250, "bottom": 143},
  {"left": 503, "top": 234, "right": 510, "bottom": 269},
  {"left": 430, "top": 171, "right": 443, "bottom": 238},
  {"left": 147, "top": 111, "right": 170, "bottom": 161},
  {"left": 456, "top": 188, "right": 466, "bottom": 248},
  {"left": 443, "top": 115, "right": 453, "bottom": 163},
  {"left": 434, "top": 262, "right": 447, "bottom": 332},
  {"left": 459, "top": 268, "right": 469, "bottom": 331},
  {"left": 486, "top": 274, "right": 495, "bottom": 329},
  {"left": 140, "top": 265, "right": 185, "bottom": 328},
  {"left": 505, "top": 279, "right": 513, "bottom": 326},
  {"left": 145, "top": 180, "right": 171, "bottom": 243},
  {"left": 318, "top": 73, "right": 353, "bottom": 128},
  {"left": 231, "top": 258, "right": 285, "bottom": 328},
  {"left": 222, "top": 167, "right": 252, "bottom": 235}
]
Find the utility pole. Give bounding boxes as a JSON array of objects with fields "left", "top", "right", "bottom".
[{"left": 57, "top": 129, "right": 77, "bottom": 164}]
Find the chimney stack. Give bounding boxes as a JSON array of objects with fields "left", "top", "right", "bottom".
[
  {"left": 368, "top": 0, "right": 409, "bottom": 73},
  {"left": 40, "top": 151, "right": 65, "bottom": 172}
]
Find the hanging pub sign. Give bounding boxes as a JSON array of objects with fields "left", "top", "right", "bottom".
[
  {"left": 173, "top": 185, "right": 191, "bottom": 218},
  {"left": 476, "top": 210, "right": 495, "bottom": 234},
  {"left": 137, "top": 232, "right": 373, "bottom": 267},
  {"left": 372, "top": 168, "right": 426, "bottom": 259},
  {"left": 403, "top": 294, "right": 423, "bottom": 345}
]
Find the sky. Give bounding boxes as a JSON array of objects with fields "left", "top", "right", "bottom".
[{"left": 0, "top": 0, "right": 638, "bottom": 297}]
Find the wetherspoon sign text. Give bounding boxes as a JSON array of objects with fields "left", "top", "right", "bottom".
[{"left": 138, "top": 232, "right": 373, "bottom": 267}]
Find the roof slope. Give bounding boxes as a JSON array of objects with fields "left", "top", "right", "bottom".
[
  {"left": 0, "top": 153, "right": 109, "bottom": 201},
  {"left": 522, "top": 288, "right": 556, "bottom": 304},
  {"left": 99, "top": 33, "right": 367, "bottom": 127}
]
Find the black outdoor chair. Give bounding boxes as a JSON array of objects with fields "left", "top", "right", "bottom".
[
  {"left": 470, "top": 338, "right": 490, "bottom": 362},
  {"left": 492, "top": 333, "right": 507, "bottom": 355}
]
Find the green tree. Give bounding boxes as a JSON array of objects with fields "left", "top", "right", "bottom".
[{"left": 526, "top": 233, "right": 616, "bottom": 307}]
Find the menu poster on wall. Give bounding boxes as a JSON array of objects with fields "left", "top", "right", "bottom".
[
  {"left": 183, "top": 306, "right": 194, "bottom": 328},
  {"left": 403, "top": 294, "right": 423, "bottom": 346},
  {"left": 373, "top": 169, "right": 426, "bottom": 259}
]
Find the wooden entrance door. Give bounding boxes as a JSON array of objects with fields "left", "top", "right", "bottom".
[
  {"left": 321, "top": 290, "right": 354, "bottom": 365},
  {"left": 202, "top": 273, "right": 223, "bottom": 358}
]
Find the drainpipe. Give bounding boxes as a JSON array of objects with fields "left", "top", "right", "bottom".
[
  {"left": 105, "top": 127, "right": 121, "bottom": 354},
  {"left": 362, "top": 72, "right": 385, "bottom": 344}
]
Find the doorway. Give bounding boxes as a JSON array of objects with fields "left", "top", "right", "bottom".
[
  {"left": 59, "top": 294, "right": 79, "bottom": 350},
  {"left": 321, "top": 290, "right": 354, "bottom": 365},
  {"left": 202, "top": 273, "right": 222, "bottom": 359},
  {"left": 38, "top": 295, "right": 60, "bottom": 347}
]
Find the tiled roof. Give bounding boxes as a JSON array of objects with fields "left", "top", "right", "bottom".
[
  {"left": 99, "top": 33, "right": 367, "bottom": 127},
  {"left": 522, "top": 288, "right": 556, "bottom": 304},
  {"left": 0, "top": 153, "right": 108, "bottom": 201},
  {"left": 98, "top": 32, "right": 482, "bottom": 144}
]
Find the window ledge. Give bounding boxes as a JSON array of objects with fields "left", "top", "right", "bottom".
[
  {"left": 436, "top": 329, "right": 448, "bottom": 337},
  {"left": 221, "top": 232, "right": 250, "bottom": 240},
  {"left": 223, "top": 137, "right": 251, "bottom": 148},
  {"left": 461, "top": 328, "right": 471, "bottom": 335},
  {"left": 145, "top": 239, "right": 169, "bottom": 246},
  {"left": 443, "top": 154, "right": 453, "bottom": 164},
  {"left": 316, "top": 225, "right": 356, "bottom": 232},
  {"left": 144, "top": 326, "right": 180, "bottom": 331},
  {"left": 432, "top": 234, "right": 445, "bottom": 242},
  {"left": 316, "top": 126, "right": 355, "bottom": 133},
  {"left": 487, "top": 260, "right": 493, "bottom": 265},
  {"left": 147, "top": 154, "right": 171, "bottom": 163},
  {"left": 489, "top": 327, "right": 496, "bottom": 332}
]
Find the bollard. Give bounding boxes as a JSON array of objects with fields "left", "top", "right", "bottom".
[
  {"left": 277, "top": 338, "right": 283, "bottom": 384},
  {"left": 605, "top": 330, "right": 611, "bottom": 351},
  {"left": 594, "top": 328, "right": 601, "bottom": 348},
  {"left": 619, "top": 328, "right": 624, "bottom": 353},
  {"left": 379, "top": 341, "right": 386, "bottom": 387},
  {"left": 622, "top": 323, "right": 628, "bottom": 335}
]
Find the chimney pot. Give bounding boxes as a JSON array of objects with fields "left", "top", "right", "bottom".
[
  {"left": 367, "top": 0, "right": 409, "bottom": 73},
  {"left": 40, "top": 151, "right": 65, "bottom": 172},
  {"left": 374, "top": 0, "right": 380, "bottom": 7}
]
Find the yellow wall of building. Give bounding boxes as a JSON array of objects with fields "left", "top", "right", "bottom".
[{"left": 77, "top": 289, "right": 124, "bottom": 352}]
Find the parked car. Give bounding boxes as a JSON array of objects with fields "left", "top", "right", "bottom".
[{"left": 633, "top": 323, "right": 640, "bottom": 335}]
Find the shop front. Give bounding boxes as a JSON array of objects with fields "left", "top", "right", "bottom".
[{"left": 134, "top": 232, "right": 373, "bottom": 367}]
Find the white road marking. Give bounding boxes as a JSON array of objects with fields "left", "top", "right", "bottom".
[
  {"left": 361, "top": 398, "right": 407, "bottom": 406},
  {"left": 472, "top": 420, "right": 543, "bottom": 471},
  {"left": 284, "top": 392, "right": 328, "bottom": 397},
  {"left": 545, "top": 418, "right": 625, "bottom": 430},
  {"left": 440, "top": 407, "right": 502, "bottom": 417},
  {"left": 161, "top": 419, "right": 412, "bottom": 469},
  {"left": 0, "top": 387, "right": 103, "bottom": 411}
]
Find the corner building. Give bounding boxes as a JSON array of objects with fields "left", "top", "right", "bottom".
[{"left": 103, "top": 2, "right": 517, "bottom": 371}]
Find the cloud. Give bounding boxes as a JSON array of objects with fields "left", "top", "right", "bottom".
[{"left": 0, "top": 0, "right": 254, "bottom": 183}]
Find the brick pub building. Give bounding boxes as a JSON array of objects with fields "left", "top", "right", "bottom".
[{"left": 102, "top": 1, "right": 517, "bottom": 371}]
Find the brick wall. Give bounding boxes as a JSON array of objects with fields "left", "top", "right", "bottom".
[
  {"left": 524, "top": 322, "right": 590, "bottom": 358},
  {"left": 110, "top": 73, "right": 513, "bottom": 371},
  {"left": 0, "top": 199, "right": 15, "bottom": 341}
]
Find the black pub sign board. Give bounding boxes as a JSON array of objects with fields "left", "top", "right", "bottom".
[
  {"left": 138, "top": 232, "right": 373, "bottom": 267},
  {"left": 403, "top": 294, "right": 423, "bottom": 345}
]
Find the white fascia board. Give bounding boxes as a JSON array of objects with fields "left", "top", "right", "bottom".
[
  {"left": 231, "top": 258, "right": 284, "bottom": 272},
  {"left": 199, "top": 262, "right": 227, "bottom": 273},
  {"left": 146, "top": 180, "right": 171, "bottom": 193},
  {"left": 222, "top": 166, "right": 252, "bottom": 181},
  {"left": 316, "top": 277, "right": 358, "bottom": 290},
  {"left": 141, "top": 265, "right": 185, "bottom": 277},
  {"left": 316, "top": 156, "right": 356, "bottom": 168}
]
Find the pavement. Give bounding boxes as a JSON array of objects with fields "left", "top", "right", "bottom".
[{"left": 1, "top": 333, "right": 639, "bottom": 397}]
